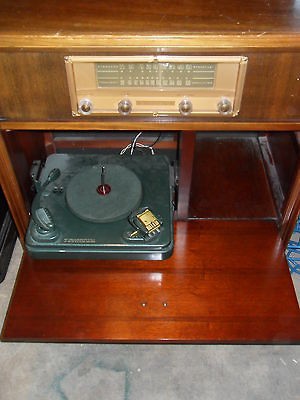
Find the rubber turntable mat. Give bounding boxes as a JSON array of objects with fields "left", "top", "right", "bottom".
[
  {"left": 66, "top": 164, "right": 142, "bottom": 223},
  {"left": 2, "top": 221, "right": 300, "bottom": 343}
]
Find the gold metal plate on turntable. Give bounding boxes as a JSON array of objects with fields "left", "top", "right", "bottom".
[
  {"left": 65, "top": 55, "right": 248, "bottom": 117},
  {"left": 136, "top": 209, "right": 161, "bottom": 234}
]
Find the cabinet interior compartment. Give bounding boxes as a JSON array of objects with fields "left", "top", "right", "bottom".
[
  {"left": 187, "top": 132, "right": 299, "bottom": 226},
  {"left": 1, "top": 129, "right": 300, "bottom": 343}
]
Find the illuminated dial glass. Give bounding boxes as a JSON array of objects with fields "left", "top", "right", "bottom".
[{"left": 95, "top": 62, "right": 216, "bottom": 88}]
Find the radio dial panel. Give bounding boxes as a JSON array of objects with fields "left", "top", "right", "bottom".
[{"left": 65, "top": 56, "right": 248, "bottom": 117}]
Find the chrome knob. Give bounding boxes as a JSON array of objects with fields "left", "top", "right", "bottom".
[
  {"left": 217, "top": 98, "right": 232, "bottom": 115},
  {"left": 179, "top": 98, "right": 192, "bottom": 116},
  {"left": 79, "top": 99, "right": 93, "bottom": 115},
  {"left": 118, "top": 99, "right": 132, "bottom": 115}
]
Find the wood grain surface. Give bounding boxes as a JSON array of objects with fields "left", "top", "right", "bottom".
[
  {"left": 0, "top": 0, "right": 299, "bottom": 49},
  {"left": 0, "top": 52, "right": 299, "bottom": 123},
  {"left": 0, "top": 134, "right": 28, "bottom": 245},
  {"left": 2, "top": 221, "right": 300, "bottom": 343},
  {"left": 0, "top": 1, "right": 299, "bottom": 345},
  {"left": 188, "top": 135, "right": 277, "bottom": 219}
]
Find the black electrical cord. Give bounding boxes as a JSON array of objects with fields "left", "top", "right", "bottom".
[{"left": 146, "top": 132, "right": 162, "bottom": 148}]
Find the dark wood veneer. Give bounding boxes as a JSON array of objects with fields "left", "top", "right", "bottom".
[
  {"left": 0, "top": 0, "right": 299, "bottom": 344},
  {"left": 0, "top": 0, "right": 299, "bottom": 41},
  {"left": 0, "top": 52, "right": 299, "bottom": 123},
  {"left": 2, "top": 221, "right": 300, "bottom": 343},
  {"left": 189, "top": 135, "right": 277, "bottom": 219},
  {"left": 267, "top": 133, "right": 299, "bottom": 205}
]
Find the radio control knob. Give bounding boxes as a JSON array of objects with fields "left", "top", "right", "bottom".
[
  {"left": 118, "top": 99, "right": 132, "bottom": 115},
  {"left": 217, "top": 98, "right": 232, "bottom": 115},
  {"left": 179, "top": 99, "right": 193, "bottom": 116},
  {"left": 79, "top": 99, "right": 93, "bottom": 115}
]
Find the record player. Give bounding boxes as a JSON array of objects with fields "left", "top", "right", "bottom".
[{"left": 25, "top": 153, "right": 174, "bottom": 260}]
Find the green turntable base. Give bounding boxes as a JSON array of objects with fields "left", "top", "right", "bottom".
[{"left": 25, "top": 154, "right": 174, "bottom": 260}]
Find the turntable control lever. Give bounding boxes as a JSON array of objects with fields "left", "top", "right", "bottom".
[{"left": 44, "top": 168, "right": 61, "bottom": 186}]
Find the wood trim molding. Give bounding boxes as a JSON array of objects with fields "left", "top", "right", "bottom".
[
  {"left": 0, "top": 34, "right": 300, "bottom": 51},
  {"left": 1, "top": 121, "right": 300, "bottom": 132}
]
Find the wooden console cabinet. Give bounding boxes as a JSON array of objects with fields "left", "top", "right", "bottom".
[{"left": 0, "top": 0, "right": 299, "bottom": 343}]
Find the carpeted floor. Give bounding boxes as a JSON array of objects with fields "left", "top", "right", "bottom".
[{"left": 0, "top": 241, "right": 299, "bottom": 400}]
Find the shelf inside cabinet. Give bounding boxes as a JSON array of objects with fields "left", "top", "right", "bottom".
[
  {"left": 188, "top": 134, "right": 278, "bottom": 220},
  {"left": 2, "top": 221, "right": 300, "bottom": 343}
]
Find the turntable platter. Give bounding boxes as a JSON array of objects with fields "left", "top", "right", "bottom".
[
  {"left": 66, "top": 164, "right": 142, "bottom": 223},
  {"left": 26, "top": 154, "right": 173, "bottom": 260}
]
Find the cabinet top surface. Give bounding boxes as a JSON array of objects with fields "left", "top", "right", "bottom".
[{"left": 0, "top": 0, "right": 299, "bottom": 48}]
